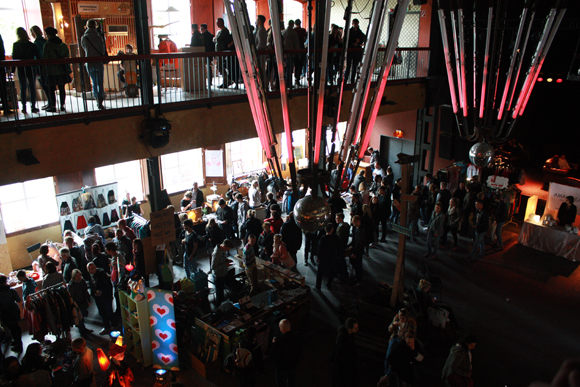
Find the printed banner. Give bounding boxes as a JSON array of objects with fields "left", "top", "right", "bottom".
[
  {"left": 148, "top": 288, "right": 179, "bottom": 371},
  {"left": 205, "top": 150, "right": 224, "bottom": 177},
  {"left": 546, "top": 182, "right": 580, "bottom": 211},
  {"left": 56, "top": 183, "right": 119, "bottom": 235}
]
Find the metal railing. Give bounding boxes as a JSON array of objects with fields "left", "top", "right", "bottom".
[{"left": 0, "top": 47, "right": 429, "bottom": 130}]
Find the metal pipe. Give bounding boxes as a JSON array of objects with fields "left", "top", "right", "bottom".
[
  {"left": 478, "top": 6, "right": 493, "bottom": 119},
  {"left": 436, "top": 5, "right": 459, "bottom": 115}
]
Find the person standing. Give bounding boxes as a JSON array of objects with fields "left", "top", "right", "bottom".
[
  {"left": 68, "top": 269, "right": 93, "bottom": 336},
  {"left": 200, "top": 24, "right": 215, "bottom": 86},
  {"left": 190, "top": 23, "right": 204, "bottom": 47},
  {"left": 378, "top": 185, "right": 392, "bottom": 242},
  {"left": 384, "top": 334, "right": 424, "bottom": 387},
  {"left": 557, "top": 195, "right": 577, "bottom": 227},
  {"left": 214, "top": 18, "right": 234, "bottom": 88},
  {"left": 0, "top": 34, "right": 13, "bottom": 115},
  {"left": 293, "top": 20, "right": 307, "bottom": 85},
  {"left": 316, "top": 223, "right": 339, "bottom": 291},
  {"left": 437, "top": 182, "right": 452, "bottom": 214},
  {"left": 243, "top": 235, "right": 259, "bottom": 294},
  {"left": 442, "top": 198, "right": 461, "bottom": 250},
  {"left": 0, "top": 275, "right": 23, "bottom": 351},
  {"left": 345, "top": 19, "right": 366, "bottom": 84},
  {"left": 258, "top": 222, "right": 275, "bottom": 260},
  {"left": 280, "top": 212, "right": 302, "bottom": 266},
  {"left": 271, "top": 319, "right": 300, "bottom": 387},
  {"left": 349, "top": 215, "right": 366, "bottom": 282},
  {"left": 29, "top": 26, "right": 51, "bottom": 108},
  {"left": 181, "top": 219, "right": 198, "bottom": 279},
  {"left": 390, "top": 179, "right": 402, "bottom": 225},
  {"left": 211, "top": 239, "right": 234, "bottom": 306},
  {"left": 425, "top": 202, "right": 445, "bottom": 259},
  {"left": 332, "top": 318, "right": 359, "bottom": 387},
  {"left": 60, "top": 247, "right": 78, "bottom": 283},
  {"left": 249, "top": 181, "right": 262, "bottom": 208},
  {"left": 12, "top": 27, "right": 40, "bottom": 114},
  {"left": 236, "top": 193, "right": 249, "bottom": 238},
  {"left": 81, "top": 19, "right": 107, "bottom": 110},
  {"left": 87, "top": 262, "right": 115, "bottom": 335},
  {"left": 453, "top": 182, "right": 467, "bottom": 207},
  {"left": 17, "top": 270, "right": 37, "bottom": 300},
  {"left": 217, "top": 198, "right": 235, "bottom": 239},
  {"left": 492, "top": 194, "right": 508, "bottom": 251},
  {"left": 350, "top": 193, "right": 363, "bottom": 219},
  {"left": 408, "top": 185, "right": 422, "bottom": 240},
  {"left": 461, "top": 184, "right": 475, "bottom": 236},
  {"left": 442, "top": 335, "right": 477, "bottom": 387},
  {"left": 43, "top": 26, "right": 70, "bottom": 112},
  {"left": 335, "top": 213, "right": 350, "bottom": 280},
  {"left": 281, "top": 20, "right": 300, "bottom": 88},
  {"left": 469, "top": 199, "right": 489, "bottom": 260},
  {"left": 254, "top": 15, "right": 268, "bottom": 86}
]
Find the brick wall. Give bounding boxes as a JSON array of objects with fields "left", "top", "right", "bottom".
[{"left": 39, "top": 0, "right": 74, "bottom": 44}]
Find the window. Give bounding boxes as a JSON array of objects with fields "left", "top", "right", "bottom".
[
  {"left": 0, "top": 177, "right": 58, "bottom": 233},
  {"left": 151, "top": 0, "right": 192, "bottom": 49},
  {"left": 0, "top": 0, "right": 42, "bottom": 52},
  {"left": 228, "top": 138, "right": 263, "bottom": 175},
  {"left": 161, "top": 149, "right": 204, "bottom": 194},
  {"left": 95, "top": 160, "right": 144, "bottom": 201}
]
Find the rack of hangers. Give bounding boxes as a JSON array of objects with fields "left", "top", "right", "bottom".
[{"left": 126, "top": 214, "right": 150, "bottom": 240}]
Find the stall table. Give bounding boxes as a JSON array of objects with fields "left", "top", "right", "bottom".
[{"left": 518, "top": 220, "right": 580, "bottom": 261}]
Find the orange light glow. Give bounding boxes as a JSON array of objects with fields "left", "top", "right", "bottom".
[
  {"left": 97, "top": 348, "right": 110, "bottom": 371},
  {"left": 394, "top": 130, "right": 404, "bottom": 138},
  {"left": 115, "top": 336, "right": 123, "bottom": 346}
]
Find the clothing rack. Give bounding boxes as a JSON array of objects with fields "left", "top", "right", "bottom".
[{"left": 28, "top": 282, "right": 67, "bottom": 298}]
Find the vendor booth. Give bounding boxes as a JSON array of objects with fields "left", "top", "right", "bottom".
[{"left": 518, "top": 182, "right": 580, "bottom": 261}]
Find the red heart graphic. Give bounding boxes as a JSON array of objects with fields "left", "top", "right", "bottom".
[
  {"left": 157, "top": 308, "right": 167, "bottom": 316},
  {"left": 167, "top": 297, "right": 173, "bottom": 305},
  {"left": 161, "top": 356, "right": 171, "bottom": 364},
  {"left": 171, "top": 322, "right": 176, "bottom": 329},
  {"left": 159, "top": 333, "right": 168, "bottom": 340},
  {"left": 151, "top": 342, "right": 159, "bottom": 350},
  {"left": 147, "top": 292, "right": 153, "bottom": 301},
  {"left": 150, "top": 317, "right": 154, "bottom": 325},
  {"left": 170, "top": 344, "right": 178, "bottom": 354}
]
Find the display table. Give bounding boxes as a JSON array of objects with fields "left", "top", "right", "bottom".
[{"left": 518, "top": 221, "right": 580, "bottom": 261}]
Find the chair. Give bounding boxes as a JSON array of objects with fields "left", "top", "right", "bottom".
[{"left": 26, "top": 243, "right": 41, "bottom": 263}]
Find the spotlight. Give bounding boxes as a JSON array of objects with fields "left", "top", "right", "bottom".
[
  {"left": 153, "top": 369, "right": 171, "bottom": 387},
  {"left": 556, "top": 78, "right": 563, "bottom": 83},
  {"left": 547, "top": 78, "right": 553, "bottom": 83},
  {"left": 537, "top": 77, "right": 544, "bottom": 82}
]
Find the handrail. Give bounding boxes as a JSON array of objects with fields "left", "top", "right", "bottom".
[{"left": 0, "top": 47, "right": 430, "bottom": 68}]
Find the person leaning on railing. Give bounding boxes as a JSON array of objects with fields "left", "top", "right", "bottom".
[
  {"left": 12, "top": 27, "right": 40, "bottom": 114},
  {"left": 0, "top": 33, "right": 12, "bottom": 115},
  {"left": 42, "top": 27, "right": 71, "bottom": 113}
]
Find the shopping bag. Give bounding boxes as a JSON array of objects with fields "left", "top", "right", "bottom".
[
  {"left": 160, "top": 251, "right": 174, "bottom": 283},
  {"left": 97, "top": 191, "right": 108, "bottom": 208}
]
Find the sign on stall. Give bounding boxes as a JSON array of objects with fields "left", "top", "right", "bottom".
[
  {"left": 150, "top": 208, "right": 176, "bottom": 246},
  {"left": 487, "top": 175, "right": 509, "bottom": 189}
]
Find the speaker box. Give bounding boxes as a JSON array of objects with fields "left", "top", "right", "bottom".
[
  {"left": 440, "top": 105, "right": 456, "bottom": 135},
  {"left": 454, "top": 137, "right": 472, "bottom": 162},
  {"left": 439, "top": 134, "right": 455, "bottom": 160}
]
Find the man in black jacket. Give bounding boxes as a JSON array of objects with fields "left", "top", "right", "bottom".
[
  {"left": 271, "top": 319, "right": 300, "bottom": 387},
  {"left": 190, "top": 23, "right": 204, "bottom": 47},
  {"left": 216, "top": 198, "right": 234, "bottom": 239},
  {"left": 469, "top": 199, "right": 489, "bottom": 260},
  {"left": 280, "top": 213, "right": 302, "bottom": 266},
  {"left": 384, "top": 335, "right": 424, "bottom": 386},
  {"left": 350, "top": 193, "right": 363, "bottom": 219},
  {"left": 437, "top": 182, "right": 452, "bottom": 214},
  {"left": 335, "top": 213, "right": 350, "bottom": 280},
  {"left": 378, "top": 185, "right": 392, "bottom": 242},
  {"left": 493, "top": 194, "right": 509, "bottom": 251},
  {"left": 316, "top": 223, "right": 339, "bottom": 290},
  {"left": 200, "top": 24, "right": 215, "bottom": 86},
  {"left": 88, "top": 262, "right": 115, "bottom": 334},
  {"left": 332, "top": 318, "right": 359, "bottom": 387}
]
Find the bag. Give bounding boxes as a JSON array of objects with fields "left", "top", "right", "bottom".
[
  {"left": 97, "top": 191, "right": 108, "bottom": 208},
  {"left": 63, "top": 219, "right": 75, "bottom": 232},
  {"left": 234, "top": 347, "right": 253, "bottom": 368},
  {"left": 160, "top": 251, "right": 174, "bottom": 283},
  {"left": 427, "top": 307, "right": 449, "bottom": 329},
  {"left": 92, "top": 212, "right": 101, "bottom": 225},
  {"left": 108, "top": 189, "right": 116, "bottom": 204},
  {"left": 224, "top": 351, "right": 236, "bottom": 371},
  {"left": 76, "top": 215, "right": 88, "bottom": 230},
  {"left": 110, "top": 209, "right": 119, "bottom": 223},
  {"left": 102, "top": 212, "right": 111, "bottom": 226},
  {"left": 72, "top": 195, "right": 83, "bottom": 212},
  {"left": 82, "top": 192, "right": 96, "bottom": 210},
  {"left": 60, "top": 201, "right": 71, "bottom": 216}
]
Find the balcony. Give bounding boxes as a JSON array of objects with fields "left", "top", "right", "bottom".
[{"left": 0, "top": 47, "right": 429, "bottom": 132}]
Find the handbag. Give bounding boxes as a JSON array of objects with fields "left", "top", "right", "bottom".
[
  {"left": 160, "top": 251, "right": 174, "bottom": 283},
  {"left": 60, "top": 201, "right": 71, "bottom": 216},
  {"left": 110, "top": 209, "right": 119, "bottom": 222},
  {"left": 97, "top": 191, "right": 107, "bottom": 208},
  {"left": 76, "top": 215, "right": 88, "bottom": 230},
  {"left": 102, "top": 212, "right": 111, "bottom": 226},
  {"left": 72, "top": 195, "right": 83, "bottom": 212}
]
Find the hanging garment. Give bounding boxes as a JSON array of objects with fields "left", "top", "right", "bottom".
[
  {"left": 110, "top": 209, "right": 120, "bottom": 223},
  {"left": 108, "top": 189, "right": 117, "bottom": 204},
  {"left": 102, "top": 212, "right": 111, "bottom": 226},
  {"left": 92, "top": 212, "right": 101, "bottom": 225},
  {"left": 63, "top": 219, "right": 75, "bottom": 232},
  {"left": 76, "top": 215, "right": 88, "bottom": 230},
  {"left": 60, "top": 201, "right": 71, "bottom": 216},
  {"left": 72, "top": 195, "right": 83, "bottom": 212},
  {"left": 82, "top": 192, "right": 96, "bottom": 210},
  {"left": 97, "top": 191, "right": 108, "bottom": 208}
]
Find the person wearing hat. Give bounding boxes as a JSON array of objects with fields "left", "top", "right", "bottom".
[{"left": 107, "top": 343, "right": 134, "bottom": 387}]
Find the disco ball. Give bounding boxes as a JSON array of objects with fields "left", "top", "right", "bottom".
[
  {"left": 293, "top": 195, "right": 331, "bottom": 233},
  {"left": 469, "top": 142, "right": 495, "bottom": 167}
]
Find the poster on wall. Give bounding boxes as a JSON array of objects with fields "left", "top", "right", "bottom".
[
  {"left": 148, "top": 288, "right": 179, "bottom": 370},
  {"left": 205, "top": 150, "right": 224, "bottom": 177},
  {"left": 545, "top": 182, "right": 580, "bottom": 225},
  {"left": 55, "top": 183, "right": 119, "bottom": 235}
]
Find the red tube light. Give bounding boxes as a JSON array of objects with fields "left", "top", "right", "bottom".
[{"left": 556, "top": 78, "right": 563, "bottom": 83}]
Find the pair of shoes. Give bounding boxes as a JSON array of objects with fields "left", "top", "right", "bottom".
[
  {"left": 61, "top": 105, "right": 66, "bottom": 112},
  {"left": 98, "top": 103, "right": 106, "bottom": 110},
  {"left": 99, "top": 328, "right": 110, "bottom": 335},
  {"left": 41, "top": 104, "right": 50, "bottom": 110},
  {"left": 31, "top": 107, "right": 39, "bottom": 113},
  {"left": 46, "top": 107, "right": 57, "bottom": 113}
]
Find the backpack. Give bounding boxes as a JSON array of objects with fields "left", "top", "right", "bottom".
[
  {"left": 108, "top": 190, "right": 116, "bottom": 204},
  {"left": 97, "top": 191, "right": 108, "bottom": 208},
  {"left": 60, "top": 201, "right": 71, "bottom": 216},
  {"left": 72, "top": 195, "right": 83, "bottom": 212}
]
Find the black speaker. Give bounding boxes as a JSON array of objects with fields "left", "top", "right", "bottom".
[
  {"left": 439, "top": 134, "right": 455, "bottom": 160},
  {"left": 413, "top": 0, "right": 427, "bottom": 4},
  {"left": 440, "top": 105, "right": 456, "bottom": 135},
  {"left": 454, "top": 137, "right": 472, "bottom": 162},
  {"left": 146, "top": 118, "right": 171, "bottom": 148}
]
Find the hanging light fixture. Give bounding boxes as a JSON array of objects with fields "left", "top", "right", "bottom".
[
  {"left": 96, "top": 348, "right": 110, "bottom": 371},
  {"left": 225, "top": 0, "right": 411, "bottom": 232},
  {"left": 437, "top": 0, "right": 567, "bottom": 166}
]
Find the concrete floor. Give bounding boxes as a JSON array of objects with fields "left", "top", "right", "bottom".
[{"left": 4, "top": 218, "right": 579, "bottom": 386}]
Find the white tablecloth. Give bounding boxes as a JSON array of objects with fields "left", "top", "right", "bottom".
[{"left": 518, "top": 221, "right": 580, "bottom": 261}]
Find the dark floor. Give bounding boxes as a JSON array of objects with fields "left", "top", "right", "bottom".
[{"left": 5, "top": 217, "right": 579, "bottom": 387}]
